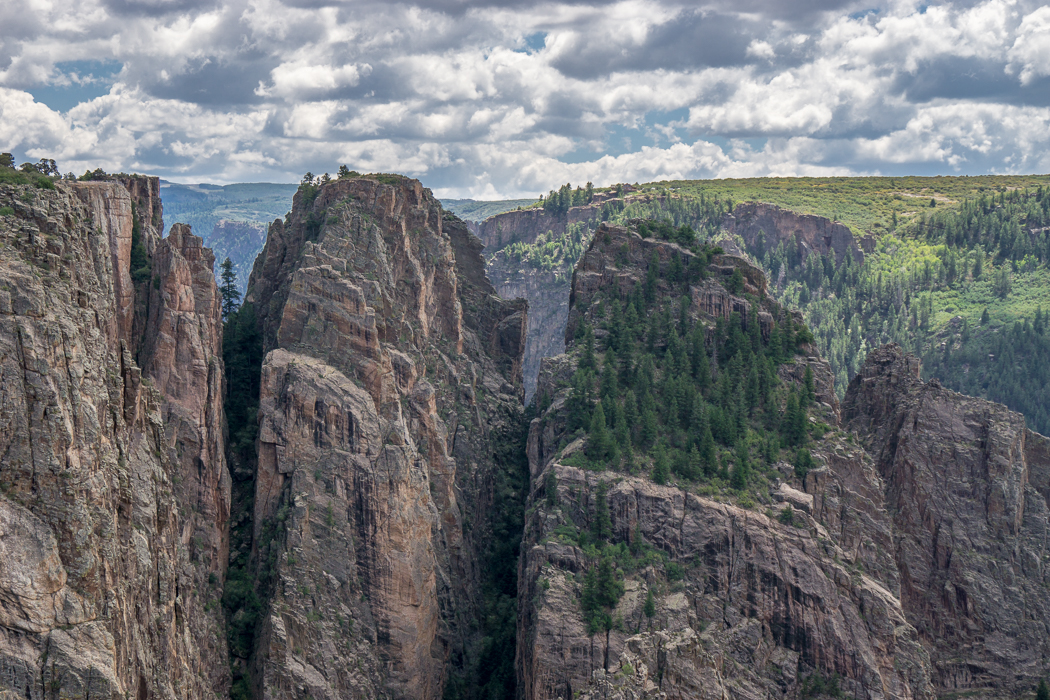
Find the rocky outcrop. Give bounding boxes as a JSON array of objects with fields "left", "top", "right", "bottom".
[
  {"left": 485, "top": 260, "right": 568, "bottom": 401},
  {"left": 843, "top": 344, "right": 1050, "bottom": 696},
  {"left": 725, "top": 202, "right": 872, "bottom": 266},
  {"left": 0, "top": 178, "right": 229, "bottom": 699},
  {"left": 139, "top": 222, "right": 232, "bottom": 688},
  {"left": 244, "top": 176, "right": 526, "bottom": 700},
  {"left": 469, "top": 203, "right": 606, "bottom": 400},
  {"left": 565, "top": 223, "right": 770, "bottom": 343},
  {"left": 470, "top": 204, "right": 602, "bottom": 252},
  {"left": 517, "top": 223, "right": 935, "bottom": 700}
]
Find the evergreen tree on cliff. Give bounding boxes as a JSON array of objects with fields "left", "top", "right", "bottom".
[{"left": 220, "top": 257, "right": 241, "bottom": 321}]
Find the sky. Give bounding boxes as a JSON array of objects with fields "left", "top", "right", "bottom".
[{"left": 1, "top": 0, "right": 1049, "bottom": 198}]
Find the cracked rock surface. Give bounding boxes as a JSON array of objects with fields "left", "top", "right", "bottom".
[{"left": 0, "top": 178, "right": 229, "bottom": 700}]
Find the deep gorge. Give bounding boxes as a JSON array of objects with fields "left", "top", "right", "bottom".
[{"left": 0, "top": 172, "right": 1049, "bottom": 700}]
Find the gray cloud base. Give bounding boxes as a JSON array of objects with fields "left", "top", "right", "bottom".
[{"left": 1, "top": 0, "right": 1048, "bottom": 196}]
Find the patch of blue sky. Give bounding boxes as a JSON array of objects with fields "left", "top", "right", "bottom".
[
  {"left": 511, "top": 32, "right": 548, "bottom": 55},
  {"left": 27, "top": 60, "right": 122, "bottom": 113},
  {"left": 558, "top": 108, "right": 691, "bottom": 164},
  {"left": 849, "top": 8, "right": 880, "bottom": 20}
]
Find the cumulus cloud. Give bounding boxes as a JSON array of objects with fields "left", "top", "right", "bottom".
[{"left": 0, "top": 0, "right": 1047, "bottom": 196}]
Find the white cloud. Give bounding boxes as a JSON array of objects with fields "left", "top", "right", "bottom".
[
  {"left": 259, "top": 62, "right": 369, "bottom": 101},
  {"left": 1009, "top": 6, "right": 1050, "bottom": 83},
  {"left": 0, "top": 0, "right": 1045, "bottom": 196}
]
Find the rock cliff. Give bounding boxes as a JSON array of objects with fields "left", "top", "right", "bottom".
[
  {"left": 485, "top": 258, "right": 570, "bottom": 402},
  {"left": 724, "top": 202, "right": 873, "bottom": 266},
  {"left": 516, "top": 222, "right": 934, "bottom": 700},
  {"left": 0, "top": 177, "right": 229, "bottom": 699},
  {"left": 242, "top": 175, "right": 526, "bottom": 700},
  {"left": 468, "top": 200, "right": 608, "bottom": 401},
  {"left": 2, "top": 170, "right": 1050, "bottom": 700},
  {"left": 469, "top": 204, "right": 602, "bottom": 252},
  {"left": 515, "top": 214, "right": 1050, "bottom": 699},
  {"left": 843, "top": 344, "right": 1050, "bottom": 696}
]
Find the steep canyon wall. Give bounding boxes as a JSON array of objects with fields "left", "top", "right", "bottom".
[
  {"left": 0, "top": 177, "right": 229, "bottom": 699},
  {"left": 242, "top": 176, "right": 527, "bottom": 700}
]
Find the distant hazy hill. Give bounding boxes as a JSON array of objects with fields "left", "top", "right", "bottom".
[
  {"left": 160, "top": 181, "right": 298, "bottom": 291},
  {"left": 441, "top": 197, "right": 536, "bottom": 222}
]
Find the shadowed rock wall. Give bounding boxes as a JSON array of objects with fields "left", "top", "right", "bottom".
[{"left": 244, "top": 177, "right": 526, "bottom": 700}]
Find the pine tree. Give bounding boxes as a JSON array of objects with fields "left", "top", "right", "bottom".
[
  {"left": 691, "top": 328, "right": 710, "bottom": 387},
  {"left": 220, "top": 257, "right": 241, "bottom": 321},
  {"left": 768, "top": 323, "right": 783, "bottom": 364},
  {"left": 731, "top": 441, "right": 750, "bottom": 489},
  {"left": 698, "top": 415, "right": 716, "bottom": 475},
  {"left": 597, "top": 555, "right": 623, "bottom": 608},
  {"left": 581, "top": 323, "right": 597, "bottom": 369},
  {"left": 728, "top": 267, "right": 744, "bottom": 294},
  {"left": 613, "top": 400, "right": 630, "bottom": 447},
  {"left": 566, "top": 369, "right": 593, "bottom": 433},
  {"left": 587, "top": 400, "right": 613, "bottom": 462},
  {"left": 644, "top": 589, "right": 656, "bottom": 620},
  {"left": 1037, "top": 679, "right": 1049, "bottom": 700},
  {"left": 802, "top": 365, "right": 816, "bottom": 408},
  {"left": 545, "top": 470, "right": 558, "bottom": 507},
  {"left": 665, "top": 395, "right": 680, "bottom": 431},
  {"left": 601, "top": 359, "right": 619, "bottom": 402},
  {"left": 624, "top": 390, "right": 640, "bottom": 444},
  {"left": 645, "top": 251, "right": 659, "bottom": 304},
  {"left": 782, "top": 391, "right": 807, "bottom": 446},
  {"left": 639, "top": 408, "right": 658, "bottom": 447},
  {"left": 679, "top": 444, "right": 702, "bottom": 481},
  {"left": 794, "top": 448, "right": 814, "bottom": 480},
  {"left": 651, "top": 441, "right": 670, "bottom": 485},
  {"left": 745, "top": 368, "right": 760, "bottom": 414}
]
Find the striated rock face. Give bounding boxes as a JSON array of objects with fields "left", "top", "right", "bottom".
[
  {"left": 244, "top": 176, "right": 525, "bottom": 700},
  {"left": 725, "top": 202, "right": 871, "bottom": 266},
  {"left": 485, "top": 261, "right": 568, "bottom": 401},
  {"left": 843, "top": 344, "right": 1050, "bottom": 696},
  {"left": 470, "top": 204, "right": 601, "bottom": 252},
  {"left": 139, "top": 222, "right": 232, "bottom": 688},
  {"left": 517, "top": 223, "right": 935, "bottom": 700},
  {"left": 0, "top": 179, "right": 229, "bottom": 699},
  {"left": 470, "top": 204, "right": 605, "bottom": 401}
]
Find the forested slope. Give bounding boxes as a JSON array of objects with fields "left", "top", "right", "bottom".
[{"left": 474, "top": 175, "right": 1050, "bottom": 434}]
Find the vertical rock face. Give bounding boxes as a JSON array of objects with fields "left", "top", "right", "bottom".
[
  {"left": 843, "top": 344, "right": 1050, "bottom": 695},
  {"left": 139, "top": 222, "right": 232, "bottom": 689},
  {"left": 468, "top": 205, "right": 604, "bottom": 400},
  {"left": 244, "top": 176, "right": 525, "bottom": 700},
  {"left": 0, "top": 179, "right": 229, "bottom": 699},
  {"left": 517, "top": 222, "right": 934, "bottom": 700},
  {"left": 485, "top": 261, "right": 568, "bottom": 401},
  {"left": 724, "top": 202, "right": 871, "bottom": 266},
  {"left": 469, "top": 205, "right": 602, "bottom": 252}
]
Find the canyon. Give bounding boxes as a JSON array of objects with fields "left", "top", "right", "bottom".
[{"left": 0, "top": 173, "right": 1047, "bottom": 700}]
